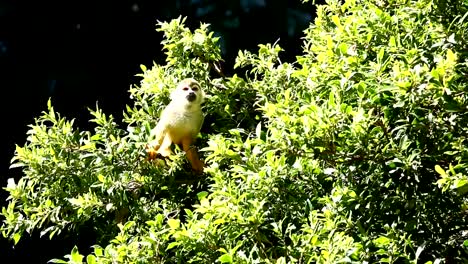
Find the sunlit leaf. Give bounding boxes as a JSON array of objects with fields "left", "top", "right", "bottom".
[
  {"left": 218, "top": 253, "right": 232, "bottom": 263},
  {"left": 167, "top": 219, "right": 180, "bottom": 229}
]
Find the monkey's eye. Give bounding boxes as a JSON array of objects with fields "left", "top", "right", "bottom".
[
  {"left": 182, "top": 87, "right": 189, "bottom": 91},
  {"left": 192, "top": 86, "right": 199, "bottom": 91}
]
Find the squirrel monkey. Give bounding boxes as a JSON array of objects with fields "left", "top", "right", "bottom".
[{"left": 147, "top": 78, "right": 205, "bottom": 173}]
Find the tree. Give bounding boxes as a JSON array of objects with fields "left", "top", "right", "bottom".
[{"left": 2, "top": 0, "right": 468, "bottom": 262}]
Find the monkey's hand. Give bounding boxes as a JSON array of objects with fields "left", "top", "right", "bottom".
[{"left": 145, "top": 141, "right": 161, "bottom": 161}]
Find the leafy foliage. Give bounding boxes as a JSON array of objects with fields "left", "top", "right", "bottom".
[{"left": 3, "top": 0, "right": 468, "bottom": 263}]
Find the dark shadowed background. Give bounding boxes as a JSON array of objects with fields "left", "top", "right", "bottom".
[{"left": 0, "top": 0, "right": 320, "bottom": 261}]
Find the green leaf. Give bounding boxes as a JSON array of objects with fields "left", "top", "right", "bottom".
[
  {"left": 197, "top": 191, "right": 209, "bottom": 201},
  {"left": 446, "top": 49, "right": 456, "bottom": 62},
  {"left": 124, "top": 221, "right": 135, "bottom": 230},
  {"left": 415, "top": 244, "right": 425, "bottom": 260},
  {"left": 9, "top": 162, "right": 25, "bottom": 169},
  {"left": 93, "top": 246, "right": 103, "bottom": 257},
  {"left": 167, "top": 219, "right": 180, "bottom": 229},
  {"left": 377, "top": 48, "right": 385, "bottom": 64},
  {"left": 184, "top": 208, "right": 193, "bottom": 218},
  {"left": 213, "top": 218, "right": 226, "bottom": 225},
  {"left": 389, "top": 36, "right": 396, "bottom": 47},
  {"left": 166, "top": 241, "right": 180, "bottom": 250},
  {"left": 70, "top": 246, "right": 83, "bottom": 263},
  {"left": 374, "top": 236, "right": 390, "bottom": 247},
  {"left": 48, "top": 259, "right": 68, "bottom": 264},
  {"left": 276, "top": 257, "right": 286, "bottom": 264},
  {"left": 218, "top": 253, "right": 233, "bottom": 263},
  {"left": 87, "top": 254, "right": 97, "bottom": 264},
  {"left": 91, "top": 134, "right": 102, "bottom": 141},
  {"left": 68, "top": 198, "right": 83, "bottom": 207},
  {"left": 329, "top": 92, "right": 335, "bottom": 107},
  {"left": 256, "top": 122, "right": 262, "bottom": 140},
  {"left": 435, "top": 165, "right": 447, "bottom": 177},
  {"left": 13, "top": 233, "right": 21, "bottom": 245},
  {"left": 97, "top": 174, "right": 105, "bottom": 183},
  {"left": 6, "top": 178, "right": 16, "bottom": 189},
  {"left": 455, "top": 179, "right": 468, "bottom": 189},
  {"left": 331, "top": 15, "right": 341, "bottom": 27}
]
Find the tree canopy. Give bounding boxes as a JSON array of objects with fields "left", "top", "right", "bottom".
[{"left": 2, "top": 0, "right": 468, "bottom": 262}]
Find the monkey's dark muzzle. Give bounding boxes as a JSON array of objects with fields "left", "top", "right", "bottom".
[{"left": 186, "top": 92, "right": 197, "bottom": 102}]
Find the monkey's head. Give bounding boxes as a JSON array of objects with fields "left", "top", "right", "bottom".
[{"left": 170, "top": 78, "right": 205, "bottom": 107}]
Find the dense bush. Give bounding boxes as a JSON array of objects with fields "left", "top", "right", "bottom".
[{"left": 2, "top": 0, "right": 468, "bottom": 263}]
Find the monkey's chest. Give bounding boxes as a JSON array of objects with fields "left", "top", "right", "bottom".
[{"left": 167, "top": 112, "right": 203, "bottom": 142}]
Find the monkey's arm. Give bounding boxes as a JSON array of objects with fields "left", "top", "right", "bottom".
[
  {"left": 149, "top": 122, "right": 166, "bottom": 150},
  {"left": 147, "top": 113, "right": 169, "bottom": 159}
]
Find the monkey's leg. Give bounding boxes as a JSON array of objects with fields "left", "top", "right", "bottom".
[
  {"left": 182, "top": 137, "right": 204, "bottom": 174},
  {"left": 157, "top": 134, "right": 173, "bottom": 157}
]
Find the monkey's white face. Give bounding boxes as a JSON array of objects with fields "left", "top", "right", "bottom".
[{"left": 170, "top": 78, "right": 204, "bottom": 106}]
